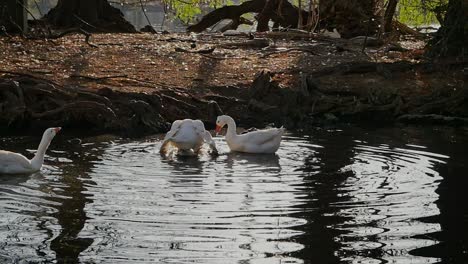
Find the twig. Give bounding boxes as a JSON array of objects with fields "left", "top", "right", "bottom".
[
  {"left": 0, "top": 25, "right": 12, "bottom": 38},
  {"left": 32, "top": 0, "right": 43, "bottom": 17},
  {"left": 12, "top": 81, "right": 25, "bottom": 110},
  {"left": 297, "top": 0, "right": 303, "bottom": 29},
  {"left": 53, "top": 28, "right": 98, "bottom": 48},
  {"left": 362, "top": 18, "right": 372, "bottom": 54},
  {"left": 14, "top": 0, "right": 51, "bottom": 37},
  {"left": 6, "top": 17, "right": 25, "bottom": 37},
  {"left": 261, "top": 47, "right": 319, "bottom": 58},
  {"left": 160, "top": 3, "right": 167, "bottom": 31},
  {"left": 139, "top": 0, "right": 154, "bottom": 30},
  {"left": 73, "top": 15, "right": 102, "bottom": 31},
  {"left": 0, "top": 70, "right": 63, "bottom": 87},
  {"left": 174, "top": 47, "right": 215, "bottom": 54}
]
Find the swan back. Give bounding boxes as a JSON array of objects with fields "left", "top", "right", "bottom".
[{"left": 216, "top": 115, "right": 284, "bottom": 154}]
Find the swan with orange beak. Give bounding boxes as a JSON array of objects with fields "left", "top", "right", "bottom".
[{"left": 215, "top": 115, "right": 284, "bottom": 154}]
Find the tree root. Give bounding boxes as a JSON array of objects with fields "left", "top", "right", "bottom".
[
  {"left": 1, "top": 60, "right": 465, "bottom": 135},
  {"left": 0, "top": 74, "right": 241, "bottom": 135},
  {"left": 398, "top": 114, "right": 468, "bottom": 125},
  {"left": 242, "top": 61, "right": 466, "bottom": 127}
]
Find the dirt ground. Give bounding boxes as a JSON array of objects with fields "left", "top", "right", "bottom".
[
  {"left": 0, "top": 32, "right": 466, "bottom": 135},
  {"left": 0, "top": 32, "right": 429, "bottom": 90}
]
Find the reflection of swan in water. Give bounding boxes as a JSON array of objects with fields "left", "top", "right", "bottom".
[
  {"left": 160, "top": 154, "right": 206, "bottom": 175},
  {"left": 225, "top": 152, "right": 282, "bottom": 173},
  {"left": 0, "top": 171, "right": 42, "bottom": 185}
]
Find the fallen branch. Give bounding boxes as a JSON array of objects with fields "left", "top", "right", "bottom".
[
  {"left": 174, "top": 47, "right": 216, "bottom": 54},
  {"left": 261, "top": 47, "right": 320, "bottom": 57},
  {"left": 187, "top": 0, "right": 265, "bottom": 32},
  {"left": 50, "top": 28, "right": 98, "bottom": 48},
  {"left": 218, "top": 38, "right": 270, "bottom": 49},
  {"left": 70, "top": 74, "right": 129, "bottom": 81}
]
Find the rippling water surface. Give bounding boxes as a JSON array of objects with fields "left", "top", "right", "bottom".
[{"left": 1, "top": 126, "right": 467, "bottom": 263}]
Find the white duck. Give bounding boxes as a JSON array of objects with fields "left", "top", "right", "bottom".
[
  {"left": 160, "top": 119, "right": 217, "bottom": 155},
  {"left": 0, "top": 127, "right": 61, "bottom": 174},
  {"left": 215, "top": 115, "right": 284, "bottom": 154}
]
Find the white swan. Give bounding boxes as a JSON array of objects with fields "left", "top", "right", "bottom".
[
  {"left": 160, "top": 119, "right": 217, "bottom": 155},
  {"left": 215, "top": 115, "right": 284, "bottom": 154},
  {"left": 0, "top": 127, "right": 61, "bottom": 174}
]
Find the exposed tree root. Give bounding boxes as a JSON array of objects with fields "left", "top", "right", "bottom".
[
  {"left": 1, "top": 60, "right": 465, "bottom": 136},
  {"left": 187, "top": 0, "right": 311, "bottom": 33},
  {"left": 0, "top": 75, "right": 227, "bottom": 136},
  {"left": 242, "top": 61, "right": 467, "bottom": 127}
]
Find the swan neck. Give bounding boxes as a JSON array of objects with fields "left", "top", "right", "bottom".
[
  {"left": 30, "top": 134, "right": 52, "bottom": 170},
  {"left": 226, "top": 118, "right": 237, "bottom": 137}
]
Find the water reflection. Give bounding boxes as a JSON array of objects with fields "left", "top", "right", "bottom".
[
  {"left": 225, "top": 152, "right": 281, "bottom": 173},
  {"left": 335, "top": 143, "right": 445, "bottom": 263},
  {"left": 0, "top": 171, "right": 57, "bottom": 263},
  {"left": 0, "top": 135, "right": 108, "bottom": 263},
  {"left": 291, "top": 129, "right": 355, "bottom": 263},
  {"left": 1, "top": 126, "right": 466, "bottom": 263}
]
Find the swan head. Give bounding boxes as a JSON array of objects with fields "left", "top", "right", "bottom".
[
  {"left": 43, "top": 127, "right": 62, "bottom": 140},
  {"left": 215, "top": 115, "right": 231, "bottom": 133}
]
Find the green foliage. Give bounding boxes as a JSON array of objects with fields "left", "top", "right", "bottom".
[
  {"left": 165, "top": 0, "right": 236, "bottom": 23},
  {"left": 397, "top": 0, "right": 447, "bottom": 26},
  {"left": 168, "top": 0, "right": 203, "bottom": 23}
]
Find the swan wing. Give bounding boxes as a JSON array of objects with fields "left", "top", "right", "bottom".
[
  {"left": 239, "top": 128, "right": 285, "bottom": 146},
  {"left": 0, "top": 151, "right": 32, "bottom": 173},
  {"left": 201, "top": 131, "right": 218, "bottom": 154},
  {"left": 192, "top": 120, "right": 207, "bottom": 133},
  {"left": 161, "top": 119, "right": 206, "bottom": 152},
  {"left": 160, "top": 120, "right": 183, "bottom": 153}
]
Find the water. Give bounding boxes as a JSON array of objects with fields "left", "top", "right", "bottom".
[
  {"left": 29, "top": 0, "right": 190, "bottom": 32},
  {"left": 1, "top": 126, "right": 467, "bottom": 263},
  {"left": 28, "top": 0, "right": 243, "bottom": 32}
]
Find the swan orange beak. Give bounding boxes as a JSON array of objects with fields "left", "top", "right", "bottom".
[
  {"left": 215, "top": 125, "right": 222, "bottom": 134},
  {"left": 54, "top": 127, "right": 62, "bottom": 133}
]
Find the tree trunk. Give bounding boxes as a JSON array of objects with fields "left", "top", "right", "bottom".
[
  {"left": 383, "top": 0, "right": 398, "bottom": 32},
  {"left": 428, "top": 0, "right": 466, "bottom": 58},
  {"left": 319, "top": 0, "right": 382, "bottom": 38},
  {"left": 256, "top": 0, "right": 280, "bottom": 32},
  {"left": 0, "top": 0, "right": 28, "bottom": 33},
  {"left": 44, "top": 0, "right": 136, "bottom": 32}
]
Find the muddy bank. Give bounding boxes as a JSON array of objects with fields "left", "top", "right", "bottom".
[
  {"left": 1, "top": 60, "right": 466, "bottom": 136},
  {"left": 0, "top": 33, "right": 466, "bottom": 136}
]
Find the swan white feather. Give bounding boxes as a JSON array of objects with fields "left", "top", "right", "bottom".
[
  {"left": 215, "top": 115, "right": 284, "bottom": 154},
  {"left": 160, "top": 119, "right": 217, "bottom": 155}
]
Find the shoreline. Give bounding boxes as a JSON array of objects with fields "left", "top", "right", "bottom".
[{"left": 1, "top": 33, "right": 466, "bottom": 136}]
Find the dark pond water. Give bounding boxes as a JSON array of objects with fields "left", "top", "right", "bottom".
[{"left": 1, "top": 126, "right": 467, "bottom": 263}]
